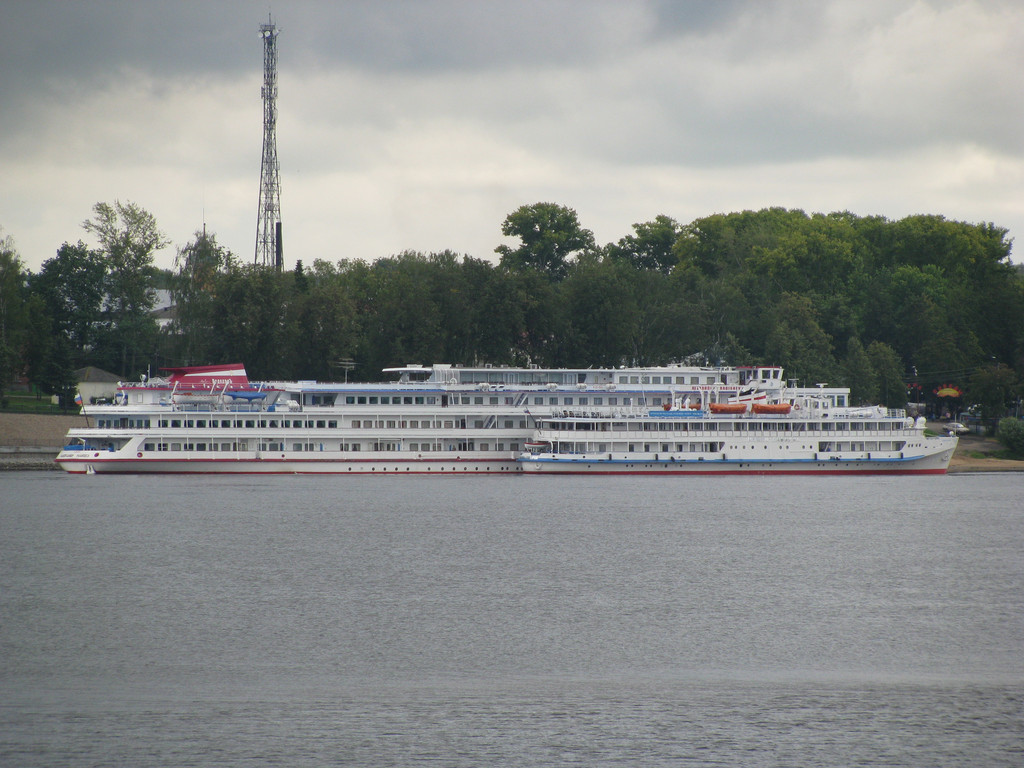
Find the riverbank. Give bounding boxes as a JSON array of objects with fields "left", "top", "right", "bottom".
[
  {"left": 0, "top": 413, "right": 87, "bottom": 470},
  {"left": 2, "top": 413, "right": 1022, "bottom": 472},
  {"left": 941, "top": 425, "right": 1024, "bottom": 473}
]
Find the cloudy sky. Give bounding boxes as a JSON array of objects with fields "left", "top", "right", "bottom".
[{"left": 2, "top": 0, "right": 1022, "bottom": 273}]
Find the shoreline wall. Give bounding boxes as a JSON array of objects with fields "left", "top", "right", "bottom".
[{"left": 0, "top": 413, "right": 86, "bottom": 449}]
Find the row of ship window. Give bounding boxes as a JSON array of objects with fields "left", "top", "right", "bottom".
[
  {"left": 548, "top": 420, "right": 901, "bottom": 432},
  {"left": 140, "top": 441, "right": 521, "bottom": 452},
  {"left": 617, "top": 375, "right": 719, "bottom": 385},
  {"left": 550, "top": 442, "right": 727, "bottom": 453},
  {"left": 336, "top": 395, "right": 652, "bottom": 406},
  {"left": 92, "top": 418, "right": 343, "bottom": 429},
  {"left": 547, "top": 440, "right": 905, "bottom": 453},
  {"left": 99, "top": 417, "right": 533, "bottom": 430},
  {"left": 455, "top": 373, "right": 720, "bottom": 385}
]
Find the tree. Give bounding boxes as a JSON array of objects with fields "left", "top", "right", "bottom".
[
  {"left": 206, "top": 264, "right": 290, "bottom": 380},
  {"left": 355, "top": 252, "right": 445, "bottom": 375},
  {"left": 671, "top": 268, "right": 754, "bottom": 362},
  {"left": 607, "top": 215, "right": 682, "bottom": 273},
  {"left": 293, "top": 259, "right": 309, "bottom": 293},
  {"left": 25, "top": 300, "right": 77, "bottom": 410},
  {"left": 0, "top": 233, "right": 27, "bottom": 405},
  {"left": 673, "top": 207, "right": 812, "bottom": 280},
  {"left": 762, "top": 293, "right": 836, "bottom": 386},
  {"left": 996, "top": 417, "right": 1024, "bottom": 456},
  {"left": 288, "top": 263, "right": 360, "bottom": 381},
  {"left": 561, "top": 258, "right": 638, "bottom": 366},
  {"left": 504, "top": 268, "right": 566, "bottom": 366},
  {"left": 625, "top": 269, "right": 690, "bottom": 364},
  {"left": 496, "top": 203, "right": 596, "bottom": 281},
  {"left": 30, "top": 241, "right": 107, "bottom": 359},
  {"left": 82, "top": 201, "right": 169, "bottom": 376},
  {"left": 842, "top": 336, "right": 877, "bottom": 405},
  {"left": 455, "top": 255, "right": 521, "bottom": 365},
  {"left": 968, "top": 363, "right": 1019, "bottom": 421},
  {"left": 39, "top": 201, "right": 1013, "bottom": 393},
  {"left": 172, "top": 229, "right": 235, "bottom": 365},
  {"left": 866, "top": 341, "right": 906, "bottom": 409}
]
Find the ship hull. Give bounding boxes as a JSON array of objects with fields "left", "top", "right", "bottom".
[
  {"left": 56, "top": 453, "right": 520, "bottom": 475},
  {"left": 518, "top": 451, "right": 955, "bottom": 475}
]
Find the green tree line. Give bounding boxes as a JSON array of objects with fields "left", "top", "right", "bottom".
[{"left": 2, "top": 201, "right": 1022, "bottom": 417}]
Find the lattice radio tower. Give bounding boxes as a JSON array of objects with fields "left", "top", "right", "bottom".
[{"left": 255, "top": 16, "right": 282, "bottom": 269}]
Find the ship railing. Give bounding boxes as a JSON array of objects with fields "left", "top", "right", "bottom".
[{"left": 167, "top": 400, "right": 272, "bottom": 414}]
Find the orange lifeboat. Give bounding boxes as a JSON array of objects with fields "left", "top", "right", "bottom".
[
  {"left": 709, "top": 402, "right": 748, "bottom": 414},
  {"left": 751, "top": 402, "right": 792, "bottom": 414}
]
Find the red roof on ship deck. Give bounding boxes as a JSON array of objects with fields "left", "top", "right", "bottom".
[{"left": 161, "top": 363, "right": 249, "bottom": 387}]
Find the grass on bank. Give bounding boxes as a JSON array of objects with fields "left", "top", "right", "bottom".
[
  {"left": 962, "top": 448, "right": 1024, "bottom": 461},
  {"left": 0, "top": 393, "right": 75, "bottom": 415}
]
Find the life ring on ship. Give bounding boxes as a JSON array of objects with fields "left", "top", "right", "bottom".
[
  {"left": 793, "top": 404, "right": 801, "bottom": 410},
  {"left": 137, "top": 452, "right": 143, "bottom": 458}
]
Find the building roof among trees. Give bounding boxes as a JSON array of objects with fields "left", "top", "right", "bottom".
[{"left": 75, "top": 366, "right": 121, "bottom": 384}]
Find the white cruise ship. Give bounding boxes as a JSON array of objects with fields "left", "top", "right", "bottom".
[{"left": 517, "top": 383, "right": 957, "bottom": 475}]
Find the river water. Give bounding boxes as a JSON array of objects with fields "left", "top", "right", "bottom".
[{"left": 2, "top": 472, "right": 1022, "bottom": 766}]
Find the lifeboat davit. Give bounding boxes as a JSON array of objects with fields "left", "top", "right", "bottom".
[
  {"left": 751, "top": 402, "right": 792, "bottom": 414},
  {"left": 709, "top": 402, "right": 748, "bottom": 414}
]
